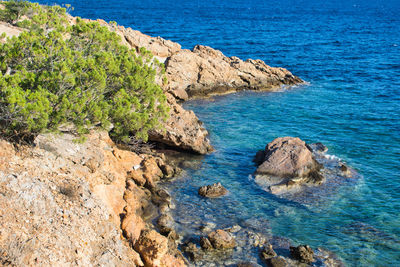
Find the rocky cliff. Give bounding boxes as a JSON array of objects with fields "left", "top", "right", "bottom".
[{"left": 0, "top": 131, "right": 186, "bottom": 266}]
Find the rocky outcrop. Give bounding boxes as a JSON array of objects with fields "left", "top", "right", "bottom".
[
  {"left": 0, "top": 131, "right": 186, "bottom": 266},
  {"left": 254, "top": 137, "right": 323, "bottom": 194},
  {"left": 120, "top": 27, "right": 181, "bottom": 59},
  {"left": 134, "top": 229, "right": 186, "bottom": 267},
  {"left": 81, "top": 20, "right": 303, "bottom": 102},
  {"left": 148, "top": 92, "right": 213, "bottom": 154},
  {"left": 165, "top": 45, "right": 303, "bottom": 100},
  {"left": 198, "top": 182, "right": 228, "bottom": 198}
]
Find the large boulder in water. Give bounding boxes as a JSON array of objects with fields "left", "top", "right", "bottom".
[
  {"left": 254, "top": 137, "right": 323, "bottom": 194},
  {"left": 205, "top": 229, "right": 236, "bottom": 249}
]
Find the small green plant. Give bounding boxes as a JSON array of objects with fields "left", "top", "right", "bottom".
[
  {"left": 0, "top": 1, "right": 168, "bottom": 142},
  {"left": 0, "top": 0, "right": 29, "bottom": 24}
]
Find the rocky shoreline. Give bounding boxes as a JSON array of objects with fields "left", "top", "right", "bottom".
[{"left": 0, "top": 9, "right": 350, "bottom": 267}]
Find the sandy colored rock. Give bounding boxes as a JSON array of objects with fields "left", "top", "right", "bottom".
[
  {"left": 254, "top": 137, "right": 323, "bottom": 194},
  {"left": 121, "top": 27, "right": 181, "bottom": 59},
  {"left": 207, "top": 229, "right": 236, "bottom": 249},
  {"left": 134, "top": 229, "right": 186, "bottom": 267},
  {"left": 256, "top": 137, "right": 317, "bottom": 178},
  {"left": 148, "top": 93, "right": 213, "bottom": 154},
  {"left": 165, "top": 45, "right": 303, "bottom": 100},
  {"left": 0, "top": 136, "right": 138, "bottom": 266},
  {"left": 0, "top": 130, "right": 181, "bottom": 266}
]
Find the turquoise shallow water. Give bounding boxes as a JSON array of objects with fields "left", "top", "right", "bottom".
[
  {"left": 34, "top": 0, "right": 400, "bottom": 265},
  {"left": 172, "top": 86, "right": 400, "bottom": 266}
]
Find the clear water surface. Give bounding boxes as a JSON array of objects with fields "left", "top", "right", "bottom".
[{"left": 35, "top": 0, "right": 400, "bottom": 265}]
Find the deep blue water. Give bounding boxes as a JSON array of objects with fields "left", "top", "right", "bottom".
[{"left": 35, "top": 0, "right": 400, "bottom": 265}]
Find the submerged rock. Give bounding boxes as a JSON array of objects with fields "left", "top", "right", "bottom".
[
  {"left": 267, "top": 256, "right": 289, "bottom": 267},
  {"left": 254, "top": 137, "right": 323, "bottom": 194},
  {"left": 200, "top": 236, "right": 214, "bottom": 250},
  {"left": 182, "top": 242, "right": 202, "bottom": 261},
  {"left": 290, "top": 245, "right": 314, "bottom": 264},
  {"left": 198, "top": 182, "right": 228, "bottom": 198},
  {"left": 237, "top": 262, "right": 261, "bottom": 267}
]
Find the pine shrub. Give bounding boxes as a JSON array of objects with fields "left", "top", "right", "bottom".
[{"left": 0, "top": 1, "right": 168, "bottom": 142}]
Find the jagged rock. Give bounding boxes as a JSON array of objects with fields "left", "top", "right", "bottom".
[
  {"left": 207, "top": 229, "right": 236, "bottom": 249},
  {"left": 254, "top": 137, "right": 323, "bottom": 194},
  {"left": 148, "top": 93, "right": 213, "bottom": 154},
  {"left": 165, "top": 45, "right": 303, "bottom": 99},
  {"left": 134, "top": 229, "right": 187, "bottom": 267},
  {"left": 121, "top": 205, "right": 146, "bottom": 244},
  {"left": 290, "top": 245, "right": 314, "bottom": 264},
  {"left": 260, "top": 243, "right": 277, "bottom": 261},
  {"left": 198, "top": 182, "right": 228, "bottom": 198}
]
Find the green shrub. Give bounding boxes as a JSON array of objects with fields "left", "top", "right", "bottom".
[
  {"left": 0, "top": 0, "right": 29, "bottom": 24},
  {"left": 0, "top": 1, "right": 168, "bottom": 142}
]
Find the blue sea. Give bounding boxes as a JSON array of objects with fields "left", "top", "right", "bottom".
[{"left": 36, "top": 0, "right": 400, "bottom": 265}]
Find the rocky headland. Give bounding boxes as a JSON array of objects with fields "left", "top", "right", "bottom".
[{"left": 0, "top": 4, "right": 341, "bottom": 266}]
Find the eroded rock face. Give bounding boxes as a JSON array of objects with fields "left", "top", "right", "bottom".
[
  {"left": 148, "top": 93, "right": 213, "bottom": 154},
  {"left": 134, "top": 229, "right": 186, "bottom": 267},
  {"left": 165, "top": 45, "right": 303, "bottom": 100},
  {"left": 254, "top": 137, "right": 323, "bottom": 194},
  {"left": 0, "top": 131, "right": 186, "bottom": 266},
  {"left": 198, "top": 182, "right": 228, "bottom": 198},
  {"left": 0, "top": 132, "right": 142, "bottom": 266}
]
